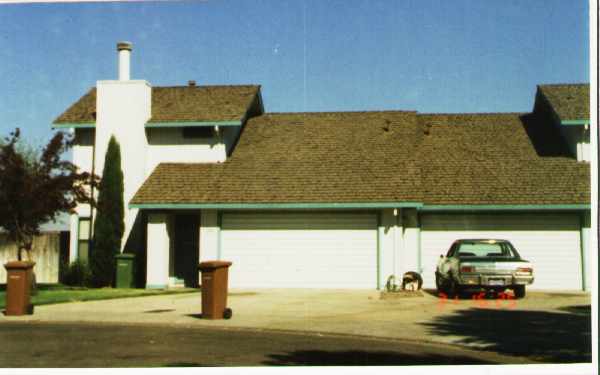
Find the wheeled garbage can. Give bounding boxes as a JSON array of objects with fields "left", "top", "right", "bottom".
[
  {"left": 198, "top": 261, "right": 232, "bottom": 319},
  {"left": 4, "top": 261, "right": 35, "bottom": 316},
  {"left": 115, "top": 253, "right": 135, "bottom": 288}
]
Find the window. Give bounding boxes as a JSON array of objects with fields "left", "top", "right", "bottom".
[
  {"left": 182, "top": 127, "right": 214, "bottom": 139},
  {"left": 457, "top": 242, "right": 518, "bottom": 258},
  {"left": 77, "top": 217, "right": 91, "bottom": 263}
]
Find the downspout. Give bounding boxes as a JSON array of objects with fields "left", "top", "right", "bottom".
[
  {"left": 217, "top": 211, "right": 222, "bottom": 260},
  {"left": 417, "top": 211, "right": 422, "bottom": 274},
  {"left": 579, "top": 212, "right": 587, "bottom": 291},
  {"left": 376, "top": 211, "right": 381, "bottom": 290},
  {"left": 89, "top": 130, "right": 96, "bottom": 239},
  {"left": 393, "top": 209, "right": 397, "bottom": 278}
]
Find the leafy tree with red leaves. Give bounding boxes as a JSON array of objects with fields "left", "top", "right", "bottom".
[{"left": 0, "top": 128, "right": 96, "bottom": 261}]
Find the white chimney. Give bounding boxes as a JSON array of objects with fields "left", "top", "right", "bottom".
[{"left": 117, "top": 41, "right": 132, "bottom": 81}]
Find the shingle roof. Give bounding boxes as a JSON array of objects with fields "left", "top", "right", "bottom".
[
  {"left": 417, "top": 113, "right": 590, "bottom": 205},
  {"left": 131, "top": 111, "right": 424, "bottom": 204},
  {"left": 53, "top": 85, "right": 260, "bottom": 124},
  {"left": 538, "top": 84, "right": 590, "bottom": 121},
  {"left": 131, "top": 111, "right": 590, "bottom": 206}
]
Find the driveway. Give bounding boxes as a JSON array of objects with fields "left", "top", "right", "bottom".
[{"left": 1, "top": 288, "right": 591, "bottom": 363}]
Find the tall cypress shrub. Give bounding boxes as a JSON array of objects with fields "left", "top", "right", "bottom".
[{"left": 91, "top": 136, "right": 124, "bottom": 287}]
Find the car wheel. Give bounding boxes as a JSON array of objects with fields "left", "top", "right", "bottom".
[
  {"left": 447, "top": 277, "right": 459, "bottom": 299},
  {"left": 513, "top": 285, "right": 526, "bottom": 299},
  {"left": 435, "top": 273, "right": 444, "bottom": 293}
]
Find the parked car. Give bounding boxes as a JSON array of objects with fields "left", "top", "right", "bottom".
[{"left": 435, "top": 239, "right": 534, "bottom": 298}]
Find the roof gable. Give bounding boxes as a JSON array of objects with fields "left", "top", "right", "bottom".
[{"left": 538, "top": 83, "right": 590, "bottom": 122}]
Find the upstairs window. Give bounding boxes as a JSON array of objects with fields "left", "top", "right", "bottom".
[
  {"left": 182, "top": 127, "right": 214, "bottom": 139},
  {"left": 77, "top": 217, "right": 91, "bottom": 263}
]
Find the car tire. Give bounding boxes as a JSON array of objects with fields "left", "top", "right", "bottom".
[
  {"left": 435, "top": 273, "right": 444, "bottom": 293},
  {"left": 446, "top": 276, "right": 459, "bottom": 299},
  {"left": 513, "top": 285, "right": 526, "bottom": 299}
]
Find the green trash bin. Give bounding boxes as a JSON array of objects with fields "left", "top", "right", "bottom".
[{"left": 115, "top": 253, "right": 135, "bottom": 288}]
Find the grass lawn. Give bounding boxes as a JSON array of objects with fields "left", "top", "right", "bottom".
[{"left": 0, "top": 285, "right": 198, "bottom": 309}]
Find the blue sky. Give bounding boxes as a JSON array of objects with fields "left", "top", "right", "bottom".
[{"left": 0, "top": 0, "right": 590, "bottom": 148}]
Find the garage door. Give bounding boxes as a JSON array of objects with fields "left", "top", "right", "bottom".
[
  {"left": 221, "top": 211, "right": 378, "bottom": 288},
  {"left": 420, "top": 213, "right": 582, "bottom": 290}
]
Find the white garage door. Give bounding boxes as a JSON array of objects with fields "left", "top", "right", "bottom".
[
  {"left": 221, "top": 211, "right": 378, "bottom": 288},
  {"left": 420, "top": 213, "right": 582, "bottom": 290}
]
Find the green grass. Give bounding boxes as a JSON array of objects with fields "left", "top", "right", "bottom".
[{"left": 0, "top": 285, "right": 199, "bottom": 309}]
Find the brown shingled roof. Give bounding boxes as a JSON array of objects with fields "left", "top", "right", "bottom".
[
  {"left": 131, "top": 111, "right": 424, "bottom": 204},
  {"left": 417, "top": 113, "right": 590, "bottom": 205},
  {"left": 53, "top": 85, "right": 260, "bottom": 124},
  {"left": 131, "top": 111, "right": 590, "bottom": 206},
  {"left": 538, "top": 83, "right": 590, "bottom": 121},
  {"left": 54, "top": 88, "right": 97, "bottom": 124}
]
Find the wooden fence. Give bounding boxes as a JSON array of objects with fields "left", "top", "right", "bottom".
[{"left": 0, "top": 232, "right": 68, "bottom": 284}]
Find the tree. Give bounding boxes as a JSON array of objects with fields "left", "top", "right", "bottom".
[
  {"left": 0, "top": 128, "right": 95, "bottom": 261},
  {"left": 90, "top": 135, "right": 124, "bottom": 287}
]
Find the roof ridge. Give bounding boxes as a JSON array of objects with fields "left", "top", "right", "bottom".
[
  {"left": 418, "top": 112, "right": 527, "bottom": 116},
  {"left": 264, "top": 110, "right": 417, "bottom": 115},
  {"left": 153, "top": 84, "right": 261, "bottom": 89},
  {"left": 537, "top": 83, "right": 589, "bottom": 87}
]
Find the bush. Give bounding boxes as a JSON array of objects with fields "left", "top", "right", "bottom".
[
  {"left": 91, "top": 136, "right": 124, "bottom": 287},
  {"left": 61, "top": 259, "right": 92, "bottom": 287}
]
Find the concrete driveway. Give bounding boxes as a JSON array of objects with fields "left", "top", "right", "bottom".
[{"left": 1, "top": 288, "right": 591, "bottom": 363}]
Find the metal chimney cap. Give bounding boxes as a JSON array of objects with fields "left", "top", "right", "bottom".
[{"left": 117, "top": 41, "right": 133, "bottom": 51}]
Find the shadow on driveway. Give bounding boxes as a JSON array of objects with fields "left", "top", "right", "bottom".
[
  {"left": 262, "top": 349, "right": 492, "bottom": 366},
  {"left": 420, "top": 305, "right": 591, "bottom": 363}
]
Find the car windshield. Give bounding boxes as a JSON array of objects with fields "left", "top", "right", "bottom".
[{"left": 457, "top": 242, "right": 517, "bottom": 258}]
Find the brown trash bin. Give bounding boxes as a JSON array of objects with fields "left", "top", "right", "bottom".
[
  {"left": 198, "top": 261, "right": 232, "bottom": 319},
  {"left": 4, "top": 261, "right": 35, "bottom": 316}
]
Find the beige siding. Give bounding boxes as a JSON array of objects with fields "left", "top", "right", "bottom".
[{"left": 0, "top": 233, "right": 61, "bottom": 283}]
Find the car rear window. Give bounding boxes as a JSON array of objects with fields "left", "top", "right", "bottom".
[{"left": 457, "top": 242, "right": 517, "bottom": 258}]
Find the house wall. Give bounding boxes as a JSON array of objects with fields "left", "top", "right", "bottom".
[
  {"left": 144, "top": 208, "right": 587, "bottom": 291},
  {"left": 146, "top": 128, "right": 227, "bottom": 172},
  {"left": 199, "top": 210, "right": 219, "bottom": 261},
  {"left": 69, "top": 128, "right": 95, "bottom": 262},
  {"left": 560, "top": 125, "right": 590, "bottom": 162},
  {"left": 146, "top": 213, "right": 170, "bottom": 288},
  {"left": 95, "top": 80, "right": 151, "bottom": 253}
]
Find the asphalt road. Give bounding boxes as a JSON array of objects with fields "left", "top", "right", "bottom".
[{"left": 0, "top": 322, "right": 530, "bottom": 367}]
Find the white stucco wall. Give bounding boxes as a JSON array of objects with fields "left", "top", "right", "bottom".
[
  {"left": 581, "top": 213, "right": 591, "bottom": 291},
  {"left": 95, "top": 80, "right": 151, "bottom": 252},
  {"left": 400, "top": 209, "right": 421, "bottom": 275},
  {"left": 378, "top": 209, "right": 397, "bottom": 288},
  {"left": 378, "top": 209, "right": 422, "bottom": 289},
  {"left": 69, "top": 129, "right": 95, "bottom": 261},
  {"left": 561, "top": 125, "right": 590, "bottom": 162},
  {"left": 145, "top": 128, "right": 227, "bottom": 173},
  {"left": 146, "top": 213, "right": 170, "bottom": 288},
  {"left": 199, "top": 210, "right": 219, "bottom": 261}
]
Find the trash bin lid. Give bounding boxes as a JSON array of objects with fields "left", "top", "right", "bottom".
[
  {"left": 198, "top": 260, "right": 232, "bottom": 270},
  {"left": 115, "top": 253, "right": 135, "bottom": 259},
  {"left": 4, "top": 261, "right": 36, "bottom": 270}
]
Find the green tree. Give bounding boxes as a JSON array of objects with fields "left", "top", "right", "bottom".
[
  {"left": 90, "top": 136, "right": 124, "bottom": 287},
  {"left": 0, "top": 128, "right": 95, "bottom": 261}
]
